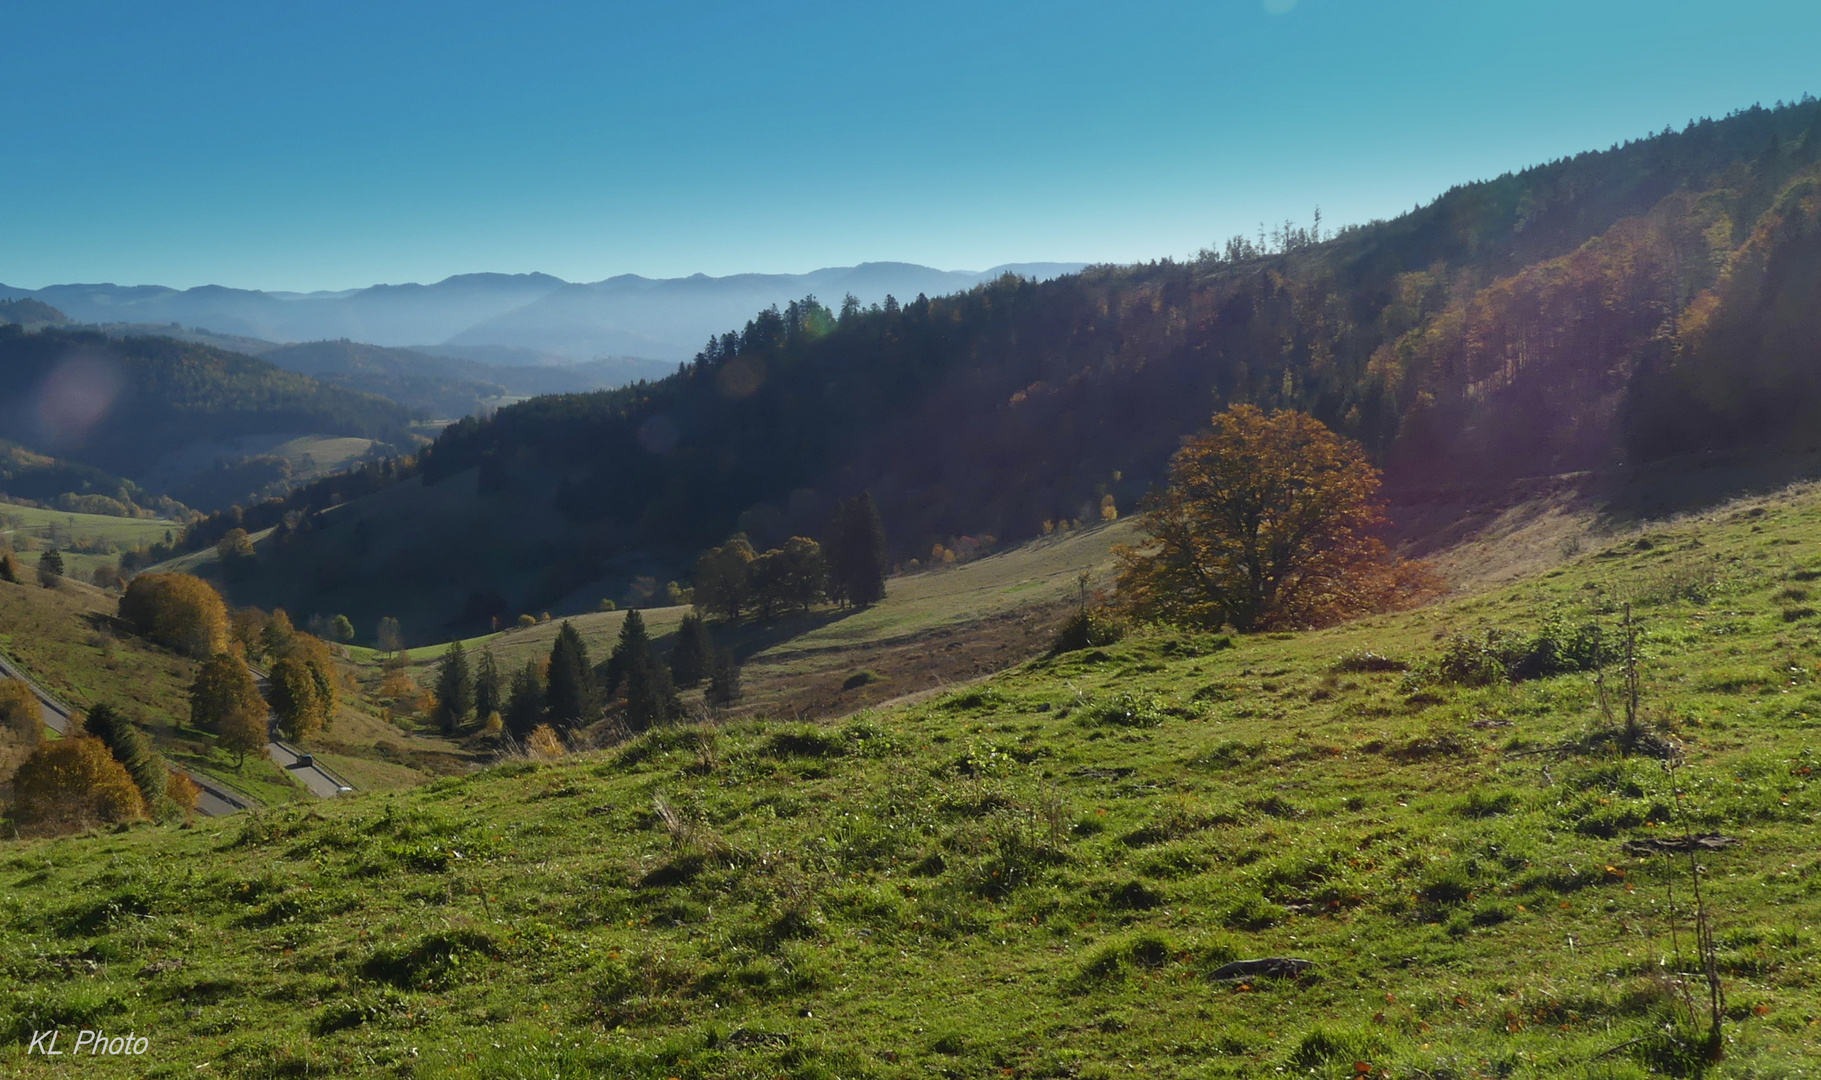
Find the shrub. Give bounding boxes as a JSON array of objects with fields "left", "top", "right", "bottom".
[
  {"left": 525, "top": 724, "right": 565, "bottom": 759},
  {"left": 1050, "top": 607, "right": 1123, "bottom": 655},
  {"left": 165, "top": 770, "right": 201, "bottom": 816},
  {"left": 1433, "top": 620, "right": 1605, "bottom": 686},
  {"left": 1087, "top": 692, "right": 1167, "bottom": 728},
  {"left": 1331, "top": 650, "right": 1408, "bottom": 673},
  {"left": 764, "top": 725, "right": 845, "bottom": 758}
]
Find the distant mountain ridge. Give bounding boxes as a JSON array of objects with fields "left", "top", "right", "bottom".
[{"left": 0, "top": 262, "right": 1086, "bottom": 363}]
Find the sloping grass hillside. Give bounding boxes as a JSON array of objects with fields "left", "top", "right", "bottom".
[
  {"left": 0, "top": 577, "right": 299, "bottom": 807},
  {"left": 358, "top": 520, "right": 1134, "bottom": 722},
  {"left": 5, "top": 488, "right": 1821, "bottom": 1079}
]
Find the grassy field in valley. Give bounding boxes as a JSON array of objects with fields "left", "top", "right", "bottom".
[
  {"left": 2, "top": 486, "right": 1819, "bottom": 1076},
  {"left": 358, "top": 521, "right": 1134, "bottom": 723},
  {"left": 0, "top": 503, "right": 182, "bottom": 584}
]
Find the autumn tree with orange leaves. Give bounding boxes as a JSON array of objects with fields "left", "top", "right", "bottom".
[{"left": 1115, "top": 405, "right": 1426, "bottom": 631}]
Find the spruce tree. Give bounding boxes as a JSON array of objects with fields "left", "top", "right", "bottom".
[
  {"left": 37, "top": 548, "right": 64, "bottom": 588},
  {"left": 624, "top": 650, "right": 681, "bottom": 731},
  {"left": 473, "top": 648, "right": 504, "bottom": 723},
  {"left": 826, "top": 494, "right": 888, "bottom": 608},
  {"left": 544, "top": 621, "right": 598, "bottom": 731},
  {"left": 605, "top": 609, "right": 651, "bottom": 695},
  {"left": 669, "top": 611, "right": 714, "bottom": 688},
  {"left": 433, "top": 640, "right": 473, "bottom": 735},
  {"left": 708, "top": 651, "right": 742, "bottom": 706},
  {"left": 82, "top": 702, "right": 168, "bottom": 808},
  {"left": 504, "top": 661, "right": 544, "bottom": 739}
]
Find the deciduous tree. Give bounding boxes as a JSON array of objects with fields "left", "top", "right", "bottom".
[
  {"left": 0, "top": 678, "right": 41, "bottom": 748},
  {"left": 119, "top": 573, "right": 230, "bottom": 657},
  {"left": 752, "top": 536, "right": 827, "bottom": 617},
  {"left": 693, "top": 537, "right": 756, "bottom": 620},
  {"left": 11, "top": 736, "right": 147, "bottom": 830},
  {"left": 1114, "top": 405, "right": 1419, "bottom": 631},
  {"left": 188, "top": 653, "right": 266, "bottom": 767}
]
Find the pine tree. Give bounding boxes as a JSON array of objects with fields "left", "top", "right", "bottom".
[
  {"left": 624, "top": 650, "right": 681, "bottom": 731},
  {"left": 669, "top": 612, "right": 714, "bottom": 688},
  {"left": 504, "top": 661, "right": 544, "bottom": 738},
  {"left": 708, "top": 651, "right": 742, "bottom": 706},
  {"left": 606, "top": 609, "right": 652, "bottom": 695},
  {"left": 37, "top": 548, "right": 64, "bottom": 588},
  {"left": 545, "top": 621, "right": 599, "bottom": 731},
  {"left": 473, "top": 648, "right": 504, "bottom": 722},
  {"left": 433, "top": 640, "right": 474, "bottom": 735},
  {"left": 82, "top": 703, "right": 168, "bottom": 809},
  {"left": 826, "top": 494, "right": 888, "bottom": 608}
]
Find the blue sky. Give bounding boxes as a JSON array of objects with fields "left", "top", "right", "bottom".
[{"left": 2, "top": 0, "right": 1816, "bottom": 291}]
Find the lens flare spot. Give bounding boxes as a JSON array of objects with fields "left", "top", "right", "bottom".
[
  {"left": 35, "top": 351, "right": 123, "bottom": 450},
  {"left": 637, "top": 414, "right": 680, "bottom": 454}
]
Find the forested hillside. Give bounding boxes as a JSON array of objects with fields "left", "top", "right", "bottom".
[
  {"left": 0, "top": 328, "right": 414, "bottom": 507},
  {"left": 186, "top": 99, "right": 1821, "bottom": 635}
]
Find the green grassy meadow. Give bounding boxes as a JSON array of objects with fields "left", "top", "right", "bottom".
[
  {"left": 4, "top": 489, "right": 1821, "bottom": 1077},
  {"left": 0, "top": 504, "right": 182, "bottom": 583}
]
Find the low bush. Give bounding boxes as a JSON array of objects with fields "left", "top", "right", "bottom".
[
  {"left": 1429, "top": 619, "right": 1606, "bottom": 686},
  {"left": 1050, "top": 607, "right": 1123, "bottom": 655},
  {"left": 1330, "top": 650, "right": 1408, "bottom": 673}
]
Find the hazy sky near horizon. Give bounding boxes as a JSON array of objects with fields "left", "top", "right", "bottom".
[{"left": 2, "top": 0, "right": 1816, "bottom": 292}]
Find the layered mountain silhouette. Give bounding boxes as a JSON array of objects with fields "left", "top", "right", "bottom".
[{"left": 0, "top": 263, "right": 1085, "bottom": 363}]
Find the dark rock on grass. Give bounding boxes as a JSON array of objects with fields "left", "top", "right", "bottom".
[{"left": 1207, "top": 957, "right": 1316, "bottom": 981}]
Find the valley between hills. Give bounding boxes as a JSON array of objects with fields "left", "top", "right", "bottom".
[{"left": 4, "top": 97, "right": 1821, "bottom": 1079}]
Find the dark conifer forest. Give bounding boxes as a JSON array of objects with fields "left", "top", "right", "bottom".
[{"left": 173, "top": 99, "right": 1821, "bottom": 628}]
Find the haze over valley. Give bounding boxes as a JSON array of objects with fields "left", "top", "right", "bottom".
[
  {"left": 2, "top": 262, "right": 1086, "bottom": 363},
  {"left": 1, "top": 2, "right": 1818, "bottom": 1077}
]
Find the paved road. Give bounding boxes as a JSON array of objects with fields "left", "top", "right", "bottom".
[
  {"left": 244, "top": 668, "right": 355, "bottom": 798},
  {"left": 268, "top": 737, "right": 353, "bottom": 798},
  {"left": 0, "top": 652, "right": 360, "bottom": 814},
  {"left": 0, "top": 651, "right": 253, "bottom": 816}
]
